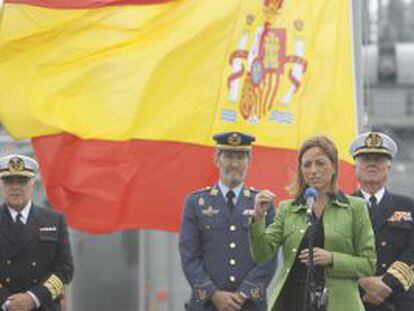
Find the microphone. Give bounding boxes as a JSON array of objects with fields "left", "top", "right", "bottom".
[{"left": 304, "top": 187, "right": 318, "bottom": 220}]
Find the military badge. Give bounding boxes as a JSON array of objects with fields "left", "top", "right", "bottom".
[
  {"left": 198, "top": 197, "right": 205, "bottom": 206},
  {"left": 387, "top": 211, "right": 413, "bottom": 223},
  {"left": 243, "top": 188, "right": 251, "bottom": 198},
  {"left": 39, "top": 227, "right": 58, "bottom": 232},
  {"left": 196, "top": 288, "right": 207, "bottom": 301},
  {"left": 8, "top": 156, "right": 25, "bottom": 173},
  {"left": 251, "top": 287, "right": 261, "bottom": 300},
  {"left": 210, "top": 188, "right": 219, "bottom": 196},
  {"left": 365, "top": 132, "right": 383, "bottom": 148},
  {"left": 202, "top": 206, "right": 220, "bottom": 217},
  {"left": 228, "top": 132, "right": 242, "bottom": 146}
]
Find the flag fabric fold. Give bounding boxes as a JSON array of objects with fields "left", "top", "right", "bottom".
[{"left": 0, "top": 0, "right": 358, "bottom": 233}]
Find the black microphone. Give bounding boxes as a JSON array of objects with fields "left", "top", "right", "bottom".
[{"left": 304, "top": 187, "right": 318, "bottom": 221}]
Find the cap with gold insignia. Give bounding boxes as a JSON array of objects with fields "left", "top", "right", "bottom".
[
  {"left": 213, "top": 132, "right": 255, "bottom": 151},
  {"left": 0, "top": 154, "right": 39, "bottom": 178},
  {"left": 350, "top": 132, "right": 397, "bottom": 159}
]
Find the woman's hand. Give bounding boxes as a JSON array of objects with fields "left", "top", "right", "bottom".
[
  {"left": 253, "top": 190, "right": 275, "bottom": 221},
  {"left": 299, "top": 247, "right": 333, "bottom": 266}
]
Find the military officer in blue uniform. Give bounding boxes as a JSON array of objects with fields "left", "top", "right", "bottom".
[
  {"left": 179, "top": 132, "right": 277, "bottom": 311},
  {"left": 0, "top": 155, "right": 73, "bottom": 311},
  {"left": 350, "top": 132, "right": 414, "bottom": 311}
]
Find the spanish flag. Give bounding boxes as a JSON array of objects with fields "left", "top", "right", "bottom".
[{"left": 0, "top": 0, "right": 357, "bottom": 233}]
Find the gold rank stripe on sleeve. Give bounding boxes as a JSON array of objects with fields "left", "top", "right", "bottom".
[
  {"left": 43, "top": 274, "right": 65, "bottom": 299},
  {"left": 387, "top": 261, "right": 414, "bottom": 291}
]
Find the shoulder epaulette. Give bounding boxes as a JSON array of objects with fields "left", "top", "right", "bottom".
[{"left": 191, "top": 186, "right": 212, "bottom": 195}]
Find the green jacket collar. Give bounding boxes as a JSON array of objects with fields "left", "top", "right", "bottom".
[{"left": 291, "top": 191, "right": 350, "bottom": 212}]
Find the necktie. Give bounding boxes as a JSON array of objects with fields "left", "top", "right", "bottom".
[
  {"left": 226, "top": 190, "right": 236, "bottom": 212},
  {"left": 369, "top": 195, "right": 378, "bottom": 219},
  {"left": 15, "top": 213, "right": 24, "bottom": 228},
  {"left": 369, "top": 195, "right": 378, "bottom": 209}
]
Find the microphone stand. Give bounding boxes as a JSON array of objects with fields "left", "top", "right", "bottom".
[{"left": 304, "top": 209, "right": 317, "bottom": 311}]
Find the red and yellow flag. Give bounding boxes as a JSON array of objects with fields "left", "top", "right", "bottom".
[{"left": 0, "top": 0, "right": 357, "bottom": 233}]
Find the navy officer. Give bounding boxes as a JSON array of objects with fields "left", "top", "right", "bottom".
[
  {"left": 0, "top": 154, "right": 73, "bottom": 311},
  {"left": 350, "top": 132, "right": 414, "bottom": 310}
]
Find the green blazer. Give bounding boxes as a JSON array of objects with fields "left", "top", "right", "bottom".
[{"left": 249, "top": 193, "right": 376, "bottom": 311}]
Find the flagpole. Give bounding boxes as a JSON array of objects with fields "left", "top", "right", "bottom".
[{"left": 352, "top": 0, "right": 365, "bottom": 132}]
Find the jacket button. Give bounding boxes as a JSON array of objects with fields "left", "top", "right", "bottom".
[
  {"left": 32, "top": 279, "right": 38, "bottom": 284},
  {"left": 292, "top": 248, "right": 297, "bottom": 253},
  {"left": 229, "top": 276, "right": 236, "bottom": 282},
  {"left": 229, "top": 259, "right": 236, "bottom": 266},
  {"left": 5, "top": 260, "right": 11, "bottom": 266},
  {"left": 229, "top": 242, "right": 237, "bottom": 249},
  {"left": 5, "top": 278, "right": 10, "bottom": 283},
  {"left": 381, "top": 241, "right": 387, "bottom": 247},
  {"left": 205, "top": 225, "right": 210, "bottom": 230},
  {"left": 300, "top": 229, "right": 305, "bottom": 234},
  {"left": 381, "top": 264, "right": 387, "bottom": 269},
  {"left": 229, "top": 225, "right": 237, "bottom": 231}
]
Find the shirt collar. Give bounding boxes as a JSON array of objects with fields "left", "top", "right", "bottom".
[
  {"left": 218, "top": 181, "right": 243, "bottom": 202},
  {"left": 360, "top": 187, "right": 385, "bottom": 205},
  {"left": 7, "top": 201, "right": 32, "bottom": 224}
]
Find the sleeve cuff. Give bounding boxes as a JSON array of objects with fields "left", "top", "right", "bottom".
[
  {"left": 194, "top": 281, "right": 217, "bottom": 302},
  {"left": 238, "top": 281, "right": 264, "bottom": 301},
  {"left": 27, "top": 291, "right": 41, "bottom": 308},
  {"left": 250, "top": 218, "right": 266, "bottom": 238},
  {"left": 385, "top": 261, "right": 414, "bottom": 291}
]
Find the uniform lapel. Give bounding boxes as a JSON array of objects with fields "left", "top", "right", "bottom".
[
  {"left": 9, "top": 204, "right": 40, "bottom": 258},
  {"left": 234, "top": 186, "right": 253, "bottom": 217},
  {"left": 0, "top": 204, "right": 20, "bottom": 246},
  {"left": 21, "top": 204, "right": 40, "bottom": 248}
]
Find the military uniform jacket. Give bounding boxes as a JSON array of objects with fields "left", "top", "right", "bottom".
[
  {"left": 179, "top": 185, "right": 277, "bottom": 311},
  {"left": 0, "top": 204, "right": 74, "bottom": 311},
  {"left": 356, "top": 190, "right": 414, "bottom": 310}
]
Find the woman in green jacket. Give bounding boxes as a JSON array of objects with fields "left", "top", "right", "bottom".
[{"left": 249, "top": 136, "right": 376, "bottom": 311}]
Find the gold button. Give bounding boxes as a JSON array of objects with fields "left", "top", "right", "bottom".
[
  {"left": 6, "top": 260, "right": 11, "bottom": 265},
  {"left": 5, "top": 278, "right": 10, "bottom": 283},
  {"left": 229, "top": 242, "right": 236, "bottom": 249},
  {"left": 229, "top": 225, "right": 236, "bottom": 231},
  {"left": 229, "top": 259, "right": 236, "bottom": 266},
  {"left": 31, "top": 262, "right": 37, "bottom": 267},
  {"left": 229, "top": 276, "right": 236, "bottom": 282},
  {"left": 381, "top": 241, "right": 387, "bottom": 247}
]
